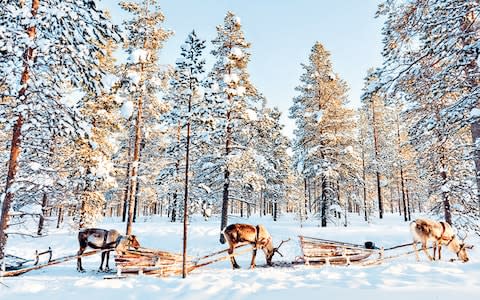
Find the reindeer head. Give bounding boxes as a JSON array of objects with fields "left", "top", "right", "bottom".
[
  {"left": 455, "top": 232, "right": 469, "bottom": 263},
  {"left": 259, "top": 235, "right": 290, "bottom": 266},
  {"left": 127, "top": 235, "right": 141, "bottom": 249},
  {"left": 255, "top": 225, "right": 275, "bottom": 266}
]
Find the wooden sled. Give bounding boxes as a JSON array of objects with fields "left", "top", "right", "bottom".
[
  {"left": 113, "top": 244, "right": 254, "bottom": 278},
  {"left": 2, "top": 248, "right": 52, "bottom": 272},
  {"left": 298, "top": 236, "right": 381, "bottom": 265},
  {"left": 114, "top": 247, "right": 195, "bottom": 277}
]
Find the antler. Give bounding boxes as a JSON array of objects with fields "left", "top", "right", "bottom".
[
  {"left": 273, "top": 238, "right": 291, "bottom": 257},
  {"left": 457, "top": 231, "right": 468, "bottom": 242}
]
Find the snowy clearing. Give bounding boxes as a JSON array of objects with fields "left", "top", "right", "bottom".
[{"left": 1, "top": 214, "right": 479, "bottom": 299}]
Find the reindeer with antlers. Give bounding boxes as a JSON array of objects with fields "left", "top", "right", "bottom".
[
  {"left": 222, "top": 223, "right": 288, "bottom": 269},
  {"left": 410, "top": 218, "right": 469, "bottom": 262}
]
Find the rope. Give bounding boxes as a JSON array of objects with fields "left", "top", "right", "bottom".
[
  {"left": 1, "top": 249, "right": 110, "bottom": 277},
  {"left": 383, "top": 242, "right": 414, "bottom": 251},
  {"left": 362, "top": 244, "right": 435, "bottom": 266},
  {"left": 191, "top": 246, "right": 254, "bottom": 271},
  {"left": 194, "top": 244, "right": 249, "bottom": 261}
]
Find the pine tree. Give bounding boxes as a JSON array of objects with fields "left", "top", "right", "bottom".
[
  {"left": 374, "top": 0, "right": 480, "bottom": 227},
  {"left": 206, "top": 12, "right": 260, "bottom": 243},
  {"left": 118, "top": 0, "right": 172, "bottom": 235},
  {"left": 74, "top": 40, "right": 123, "bottom": 228},
  {"left": 0, "top": 0, "right": 120, "bottom": 259},
  {"left": 290, "top": 42, "right": 357, "bottom": 227},
  {"left": 255, "top": 107, "right": 291, "bottom": 221}
]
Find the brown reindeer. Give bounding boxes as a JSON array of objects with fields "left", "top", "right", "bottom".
[
  {"left": 77, "top": 228, "right": 140, "bottom": 272},
  {"left": 222, "top": 223, "right": 288, "bottom": 269},
  {"left": 410, "top": 218, "right": 469, "bottom": 262}
]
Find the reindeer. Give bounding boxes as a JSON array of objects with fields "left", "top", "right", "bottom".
[
  {"left": 77, "top": 228, "right": 140, "bottom": 272},
  {"left": 410, "top": 218, "right": 469, "bottom": 262},
  {"left": 222, "top": 223, "right": 288, "bottom": 269}
]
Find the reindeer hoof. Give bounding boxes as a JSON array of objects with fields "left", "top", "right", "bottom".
[
  {"left": 77, "top": 268, "right": 86, "bottom": 273},
  {"left": 233, "top": 265, "right": 241, "bottom": 269}
]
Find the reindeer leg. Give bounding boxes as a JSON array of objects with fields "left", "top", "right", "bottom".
[
  {"left": 250, "top": 248, "right": 257, "bottom": 269},
  {"left": 99, "top": 251, "right": 106, "bottom": 272},
  {"left": 105, "top": 251, "right": 111, "bottom": 272},
  {"left": 422, "top": 242, "right": 433, "bottom": 261},
  {"left": 413, "top": 242, "right": 420, "bottom": 262},
  {"left": 432, "top": 241, "right": 437, "bottom": 261},
  {"left": 77, "top": 246, "right": 86, "bottom": 272},
  {"left": 228, "top": 247, "right": 240, "bottom": 269},
  {"left": 438, "top": 242, "right": 442, "bottom": 261}
]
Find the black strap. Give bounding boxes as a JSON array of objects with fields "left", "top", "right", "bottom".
[
  {"left": 255, "top": 225, "right": 260, "bottom": 249},
  {"left": 102, "top": 231, "right": 109, "bottom": 247}
]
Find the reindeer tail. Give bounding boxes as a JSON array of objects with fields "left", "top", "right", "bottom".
[{"left": 411, "top": 219, "right": 431, "bottom": 236}]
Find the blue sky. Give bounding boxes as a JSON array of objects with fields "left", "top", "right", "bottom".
[{"left": 101, "top": 0, "right": 384, "bottom": 137}]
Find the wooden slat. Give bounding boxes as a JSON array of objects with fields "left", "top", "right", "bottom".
[{"left": 298, "top": 235, "right": 374, "bottom": 265}]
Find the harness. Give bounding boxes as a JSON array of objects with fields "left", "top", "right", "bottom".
[
  {"left": 255, "top": 225, "right": 260, "bottom": 250},
  {"left": 102, "top": 231, "right": 109, "bottom": 247},
  {"left": 102, "top": 232, "right": 124, "bottom": 249},
  {"left": 438, "top": 221, "right": 455, "bottom": 247}
]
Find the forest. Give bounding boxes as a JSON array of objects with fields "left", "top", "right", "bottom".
[{"left": 0, "top": 0, "right": 479, "bottom": 265}]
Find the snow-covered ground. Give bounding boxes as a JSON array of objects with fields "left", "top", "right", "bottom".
[{"left": 1, "top": 214, "right": 479, "bottom": 299}]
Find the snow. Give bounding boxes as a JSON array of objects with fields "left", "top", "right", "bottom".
[
  {"left": 129, "top": 49, "right": 149, "bottom": 64},
  {"left": 470, "top": 108, "right": 480, "bottom": 119},
  {"left": 234, "top": 16, "right": 241, "bottom": 25},
  {"left": 2, "top": 214, "right": 479, "bottom": 300},
  {"left": 60, "top": 89, "right": 85, "bottom": 108},
  {"left": 230, "top": 47, "right": 244, "bottom": 59},
  {"left": 246, "top": 108, "right": 257, "bottom": 121},
  {"left": 120, "top": 100, "right": 134, "bottom": 119},
  {"left": 127, "top": 71, "right": 141, "bottom": 85},
  {"left": 29, "top": 162, "right": 42, "bottom": 171},
  {"left": 223, "top": 73, "right": 240, "bottom": 84},
  {"left": 101, "top": 73, "right": 119, "bottom": 92}
]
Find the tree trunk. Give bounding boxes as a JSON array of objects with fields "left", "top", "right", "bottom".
[
  {"left": 303, "top": 178, "right": 308, "bottom": 219},
  {"left": 371, "top": 98, "right": 383, "bottom": 219},
  {"left": 37, "top": 193, "right": 48, "bottom": 236},
  {"left": 361, "top": 147, "right": 368, "bottom": 222},
  {"left": 462, "top": 8, "right": 480, "bottom": 213},
  {"left": 273, "top": 201, "right": 277, "bottom": 221},
  {"left": 219, "top": 169, "right": 230, "bottom": 243},
  {"left": 122, "top": 134, "right": 133, "bottom": 222},
  {"left": 440, "top": 168, "right": 452, "bottom": 224},
  {"left": 307, "top": 178, "right": 312, "bottom": 213},
  {"left": 405, "top": 182, "right": 411, "bottom": 221},
  {"left": 171, "top": 193, "right": 177, "bottom": 222},
  {"left": 470, "top": 123, "right": 480, "bottom": 213},
  {"left": 133, "top": 139, "right": 145, "bottom": 223},
  {"left": 0, "top": 0, "right": 39, "bottom": 260},
  {"left": 219, "top": 106, "right": 232, "bottom": 244},
  {"left": 321, "top": 176, "right": 328, "bottom": 227},
  {"left": 182, "top": 84, "right": 193, "bottom": 279},
  {"left": 126, "top": 90, "right": 143, "bottom": 235},
  {"left": 399, "top": 167, "right": 408, "bottom": 221},
  {"left": 56, "top": 206, "right": 63, "bottom": 229}
]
